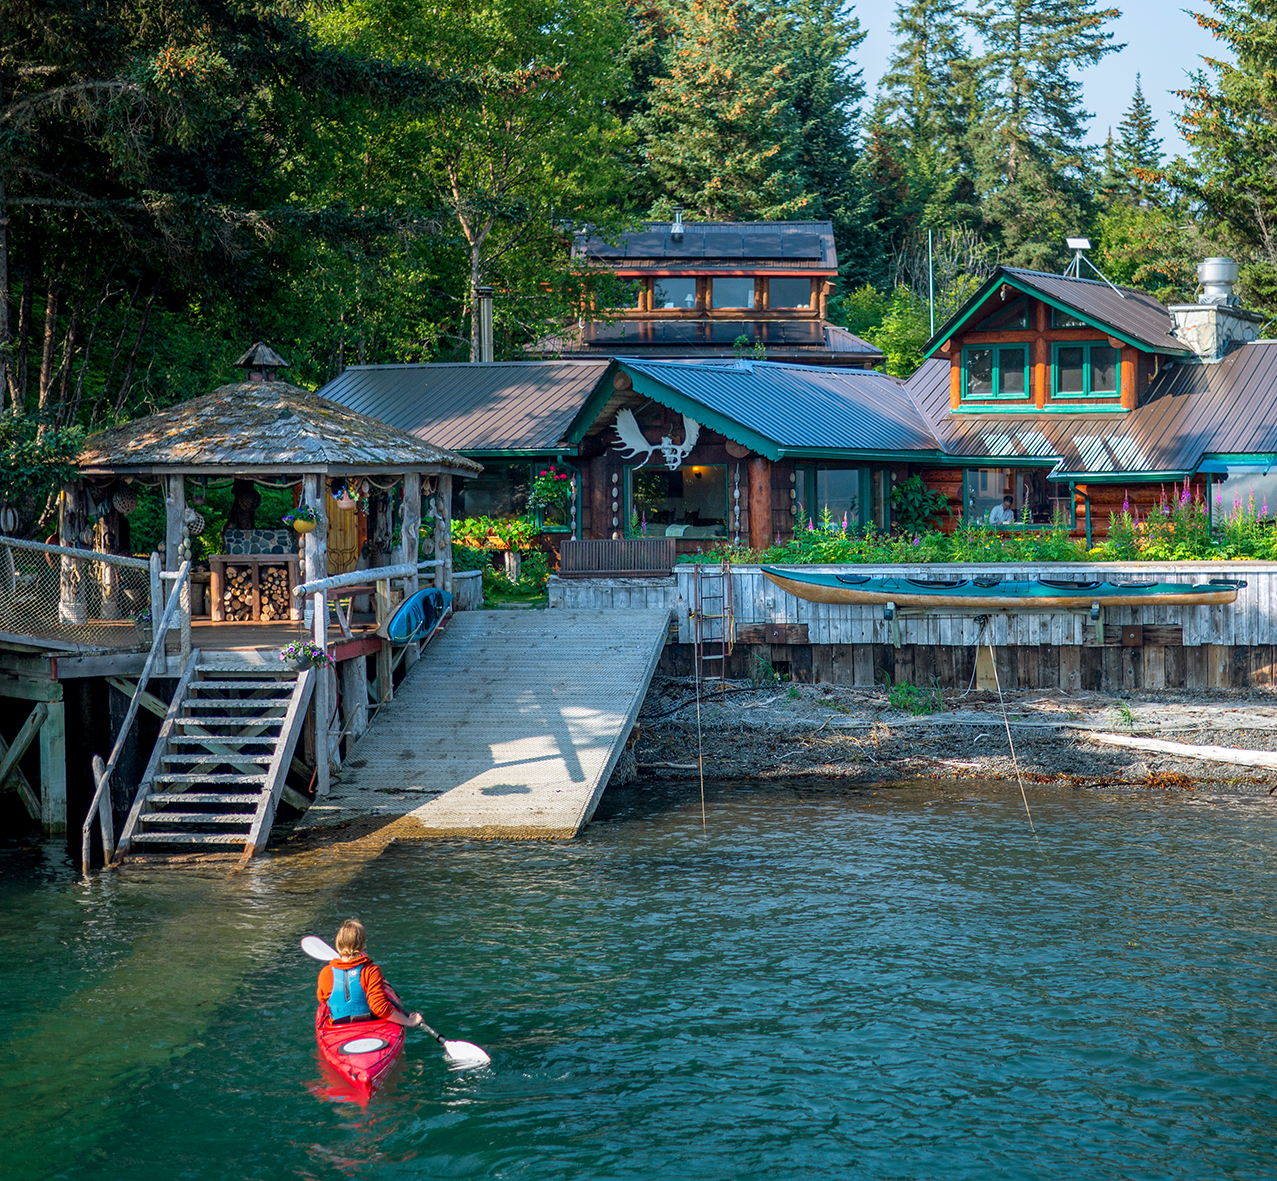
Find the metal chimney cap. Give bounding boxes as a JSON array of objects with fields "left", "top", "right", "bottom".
[{"left": 1198, "top": 257, "right": 1240, "bottom": 305}]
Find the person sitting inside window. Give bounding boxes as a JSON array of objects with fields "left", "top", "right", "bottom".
[{"left": 988, "top": 494, "right": 1017, "bottom": 525}]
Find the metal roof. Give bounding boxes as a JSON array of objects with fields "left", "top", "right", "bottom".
[
  {"left": 617, "top": 359, "right": 941, "bottom": 458},
  {"left": 317, "top": 360, "right": 614, "bottom": 453},
  {"left": 925, "top": 266, "right": 1191, "bottom": 357},
  {"left": 581, "top": 221, "right": 838, "bottom": 270},
  {"left": 905, "top": 343, "right": 1277, "bottom": 477},
  {"left": 78, "top": 381, "right": 481, "bottom": 475}
]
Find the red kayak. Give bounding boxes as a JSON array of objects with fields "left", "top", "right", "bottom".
[{"left": 314, "top": 1005, "right": 406, "bottom": 1100}]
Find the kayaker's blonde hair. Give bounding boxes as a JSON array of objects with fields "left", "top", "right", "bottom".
[{"left": 335, "top": 919, "right": 367, "bottom": 956}]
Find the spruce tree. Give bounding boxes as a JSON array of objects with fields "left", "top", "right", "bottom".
[
  {"left": 876, "top": 0, "right": 979, "bottom": 230},
  {"left": 968, "top": 0, "right": 1122, "bottom": 269},
  {"left": 1177, "top": 0, "right": 1277, "bottom": 311},
  {"left": 1114, "top": 75, "right": 1165, "bottom": 206}
]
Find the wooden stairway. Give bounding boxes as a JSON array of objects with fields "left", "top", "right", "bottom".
[{"left": 115, "top": 651, "right": 315, "bottom": 864}]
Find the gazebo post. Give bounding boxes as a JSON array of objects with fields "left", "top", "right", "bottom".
[
  {"left": 58, "top": 482, "right": 88, "bottom": 625},
  {"left": 164, "top": 474, "right": 186, "bottom": 571},
  {"left": 399, "top": 473, "right": 422, "bottom": 668},
  {"left": 302, "top": 473, "right": 332, "bottom": 795},
  {"left": 434, "top": 474, "right": 453, "bottom": 594}
]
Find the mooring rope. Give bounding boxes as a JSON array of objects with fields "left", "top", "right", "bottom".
[{"left": 987, "top": 637, "right": 1040, "bottom": 846}]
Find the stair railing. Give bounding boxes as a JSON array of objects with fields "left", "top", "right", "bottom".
[{"left": 81, "top": 559, "right": 192, "bottom": 876}]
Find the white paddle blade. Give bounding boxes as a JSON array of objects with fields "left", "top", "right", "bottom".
[
  {"left": 301, "top": 935, "right": 340, "bottom": 962},
  {"left": 443, "top": 1040, "right": 491, "bottom": 1067}
]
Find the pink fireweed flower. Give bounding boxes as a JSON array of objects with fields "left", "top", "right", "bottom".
[
  {"left": 842, "top": 512, "right": 849, "bottom": 531},
  {"left": 1216, "top": 492, "right": 1223, "bottom": 506},
  {"left": 1265, "top": 497, "right": 1270, "bottom": 518},
  {"left": 913, "top": 534, "right": 921, "bottom": 546},
  {"left": 807, "top": 518, "right": 814, "bottom": 532}
]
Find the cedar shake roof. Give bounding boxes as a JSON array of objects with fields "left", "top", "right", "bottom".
[
  {"left": 77, "top": 381, "right": 481, "bottom": 476},
  {"left": 317, "top": 360, "right": 616, "bottom": 453}
]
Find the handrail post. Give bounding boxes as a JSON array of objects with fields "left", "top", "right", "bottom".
[
  {"left": 313, "top": 588, "right": 330, "bottom": 796},
  {"left": 149, "top": 551, "right": 163, "bottom": 671}
]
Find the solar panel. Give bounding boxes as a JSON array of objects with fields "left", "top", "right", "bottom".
[
  {"left": 701, "top": 234, "right": 744, "bottom": 257},
  {"left": 623, "top": 232, "right": 667, "bottom": 256},
  {"left": 782, "top": 234, "right": 822, "bottom": 259},
  {"left": 662, "top": 235, "right": 705, "bottom": 257},
  {"left": 740, "top": 234, "right": 785, "bottom": 258}
]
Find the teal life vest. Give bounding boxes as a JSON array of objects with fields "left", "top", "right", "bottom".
[{"left": 327, "top": 962, "right": 373, "bottom": 1022}]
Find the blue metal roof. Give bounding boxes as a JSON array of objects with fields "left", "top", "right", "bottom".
[{"left": 618, "top": 359, "right": 943, "bottom": 459}]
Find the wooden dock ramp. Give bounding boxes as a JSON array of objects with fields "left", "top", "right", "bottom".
[{"left": 298, "top": 609, "right": 671, "bottom": 839}]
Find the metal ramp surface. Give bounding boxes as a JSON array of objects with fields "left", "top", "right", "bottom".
[{"left": 298, "top": 609, "right": 670, "bottom": 838}]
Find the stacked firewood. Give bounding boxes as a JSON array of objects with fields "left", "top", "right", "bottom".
[
  {"left": 221, "top": 564, "right": 291, "bottom": 622},
  {"left": 259, "top": 566, "right": 291, "bottom": 622}
]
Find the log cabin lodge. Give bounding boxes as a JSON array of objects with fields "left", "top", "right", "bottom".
[{"left": 319, "top": 231, "right": 1277, "bottom": 554}]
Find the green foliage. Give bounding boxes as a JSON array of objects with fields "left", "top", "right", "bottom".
[
  {"left": 890, "top": 474, "right": 951, "bottom": 534},
  {"left": 1100, "top": 479, "right": 1277, "bottom": 562},
  {"left": 0, "top": 414, "right": 83, "bottom": 529},
  {"left": 831, "top": 284, "right": 931, "bottom": 376},
  {"left": 452, "top": 516, "right": 541, "bottom": 551},
  {"left": 888, "top": 679, "right": 944, "bottom": 715},
  {"left": 752, "top": 653, "right": 780, "bottom": 684},
  {"left": 451, "top": 542, "right": 491, "bottom": 572}
]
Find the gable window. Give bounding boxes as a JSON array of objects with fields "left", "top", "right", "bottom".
[
  {"left": 1053, "top": 342, "right": 1120, "bottom": 398},
  {"left": 1052, "top": 307, "right": 1089, "bottom": 328},
  {"left": 962, "top": 345, "right": 1029, "bottom": 400},
  {"left": 769, "top": 278, "right": 812, "bottom": 309},
  {"left": 654, "top": 277, "right": 697, "bottom": 309},
  {"left": 981, "top": 296, "right": 1028, "bottom": 330},
  {"left": 712, "top": 277, "right": 756, "bottom": 309}
]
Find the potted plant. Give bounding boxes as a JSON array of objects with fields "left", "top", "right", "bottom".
[
  {"left": 278, "top": 638, "right": 330, "bottom": 670},
  {"left": 528, "top": 466, "right": 572, "bottom": 517},
  {"left": 283, "top": 505, "right": 319, "bottom": 534}
]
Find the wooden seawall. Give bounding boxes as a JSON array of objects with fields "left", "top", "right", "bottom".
[{"left": 549, "top": 562, "right": 1277, "bottom": 691}]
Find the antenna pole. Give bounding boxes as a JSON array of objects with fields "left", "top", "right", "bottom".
[{"left": 928, "top": 229, "right": 935, "bottom": 336}]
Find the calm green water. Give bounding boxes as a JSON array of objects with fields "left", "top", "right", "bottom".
[{"left": 3, "top": 781, "right": 1276, "bottom": 1180}]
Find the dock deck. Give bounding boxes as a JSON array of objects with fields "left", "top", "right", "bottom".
[{"left": 297, "top": 609, "right": 671, "bottom": 839}]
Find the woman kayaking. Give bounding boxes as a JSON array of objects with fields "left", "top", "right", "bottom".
[{"left": 316, "top": 919, "right": 424, "bottom": 1030}]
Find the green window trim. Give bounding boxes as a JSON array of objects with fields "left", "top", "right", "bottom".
[
  {"left": 960, "top": 344, "right": 1032, "bottom": 403},
  {"left": 624, "top": 463, "right": 731, "bottom": 541},
  {"left": 1051, "top": 341, "right": 1121, "bottom": 400}
]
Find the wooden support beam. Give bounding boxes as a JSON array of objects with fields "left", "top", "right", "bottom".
[
  {"left": 0, "top": 707, "right": 44, "bottom": 820},
  {"left": 434, "top": 474, "right": 453, "bottom": 594},
  {"left": 748, "top": 455, "right": 772, "bottom": 551},
  {"left": 38, "top": 699, "right": 66, "bottom": 833},
  {"left": 58, "top": 483, "right": 88, "bottom": 625},
  {"left": 0, "top": 673, "right": 63, "bottom": 702},
  {"left": 399, "top": 473, "right": 422, "bottom": 671},
  {"left": 0, "top": 702, "right": 49, "bottom": 790},
  {"left": 164, "top": 474, "right": 186, "bottom": 572}
]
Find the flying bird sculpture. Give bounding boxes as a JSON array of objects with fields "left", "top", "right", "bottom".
[{"left": 612, "top": 408, "right": 700, "bottom": 469}]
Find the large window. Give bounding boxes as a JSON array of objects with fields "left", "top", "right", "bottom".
[
  {"left": 769, "top": 278, "right": 811, "bottom": 309},
  {"left": 712, "top": 277, "right": 755, "bottom": 309},
  {"left": 654, "top": 277, "right": 697, "bottom": 309},
  {"left": 965, "top": 468, "right": 1019, "bottom": 524},
  {"left": 793, "top": 467, "right": 889, "bottom": 530},
  {"left": 452, "top": 462, "right": 530, "bottom": 519},
  {"left": 1053, "top": 342, "right": 1119, "bottom": 398},
  {"left": 628, "top": 465, "right": 727, "bottom": 538},
  {"left": 1212, "top": 469, "right": 1277, "bottom": 524},
  {"left": 963, "top": 344, "right": 1029, "bottom": 400}
]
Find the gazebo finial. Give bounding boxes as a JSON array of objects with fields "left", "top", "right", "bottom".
[{"left": 234, "top": 342, "right": 290, "bottom": 383}]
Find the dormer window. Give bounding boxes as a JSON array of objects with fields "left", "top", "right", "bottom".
[
  {"left": 712, "top": 277, "right": 756, "bottom": 309},
  {"left": 963, "top": 344, "right": 1029, "bottom": 401},
  {"left": 1054, "top": 342, "right": 1119, "bottom": 398},
  {"left": 655, "top": 278, "right": 697, "bottom": 309},
  {"left": 769, "top": 278, "right": 812, "bottom": 309}
]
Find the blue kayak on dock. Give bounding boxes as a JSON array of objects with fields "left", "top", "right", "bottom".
[{"left": 383, "top": 586, "right": 452, "bottom": 644}]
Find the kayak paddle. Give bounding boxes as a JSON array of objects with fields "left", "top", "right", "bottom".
[{"left": 301, "top": 935, "right": 491, "bottom": 1066}]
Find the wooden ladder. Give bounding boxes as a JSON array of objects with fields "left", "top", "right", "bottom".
[{"left": 114, "top": 653, "right": 315, "bottom": 865}]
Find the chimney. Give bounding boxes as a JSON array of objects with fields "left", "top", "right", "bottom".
[
  {"left": 671, "top": 207, "right": 684, "bottom": 242},
  {"left": 475, "top": 286, "right": 494, "bottom": 363},
  {"left": 1169, "top": 258, "right": 1264, "bottom": 362}
]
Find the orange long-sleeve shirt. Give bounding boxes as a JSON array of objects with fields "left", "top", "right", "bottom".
[{"left": 317, "top": 954, "right": 392, "bottom": 1020}]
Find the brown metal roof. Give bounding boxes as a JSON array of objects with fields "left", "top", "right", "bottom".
[
  {"left": 906, "top": 342, "right": 1277, "bottom": 477},
  {"left": 926, "top": 267, "right": 1191, "bottom": 356},
  {"left": 316, "top": 360, "right": 615, "bottom": 453},
  {"left": 78, "top": 381, "right": 481, "bottom": 475}
]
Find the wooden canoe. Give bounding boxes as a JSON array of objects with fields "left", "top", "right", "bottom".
[{"left": 760, "top": 567, "right": 1246, "bottom": 610}]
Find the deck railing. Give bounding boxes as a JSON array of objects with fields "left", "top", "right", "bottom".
[
  {"left": 81, "top": 559, "right": 192, "bottom": 875},
  {"left": 0, "top": 535, "right": 158, "bottom": 652},
  {"left": 559, "top": 538, "right": 676, "bottom": 578}
]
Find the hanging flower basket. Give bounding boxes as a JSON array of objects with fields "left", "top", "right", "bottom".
[
  {"left": 279, "top": 639, "right": 330, "bottom": 670},
  {"left": 283, "top": 505, "right": 319, "bottom": 533}
]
